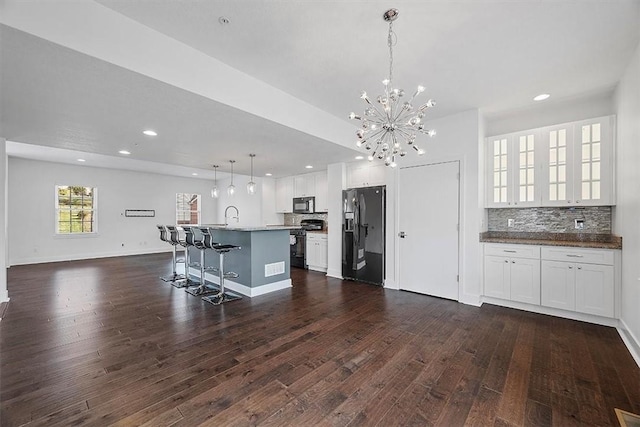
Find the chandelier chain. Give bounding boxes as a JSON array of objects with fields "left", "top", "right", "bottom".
[{"left": 387, "top": 21, "right": 394, "bottom": 86}]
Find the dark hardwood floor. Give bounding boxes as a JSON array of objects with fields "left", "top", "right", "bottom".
[{"left": 1, "top": 253, "right": 638, "bottom": 426}]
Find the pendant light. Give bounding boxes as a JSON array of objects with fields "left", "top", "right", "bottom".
[
  {"left": 247, "top": 154, "right": 256, "bottom": 195},
  {"left": 227, "top": 160, "right": 236, "bottom": 196},
  {"left": 210, "top": 164, "right": 219, "bottom": 198}
]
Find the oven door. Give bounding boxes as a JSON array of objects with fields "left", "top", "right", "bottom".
[{"left": 290, "top": 231, "right": 306, "bottom": 268}]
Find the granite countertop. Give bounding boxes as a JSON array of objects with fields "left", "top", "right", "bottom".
[
  {"left": 480, "top": 231, "right": 622, "bottom": 249},
  {"left": 202, "top": 224, "right": 301, "bottom": 232}
]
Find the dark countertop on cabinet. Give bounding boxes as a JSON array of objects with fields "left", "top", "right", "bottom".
[{"left": 479, "top": 231, "right": 622, "bottom": 250}]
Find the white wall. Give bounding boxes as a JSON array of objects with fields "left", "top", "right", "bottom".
[
  {"left": 386, "top": 109, "right": 483, "bottom": 305},
  {"left": 0, "top": 139, "right": 8, "bottom": 302},
  {"left": 214, "top": 175, "right": 283, "bottom": 227},
  {"left": 326, "top": 162, "right": 345, "bottom": 279},
  {"left": 613, "top": 41, "right": 640, "bottom": 363},
  {"left": 8, "top": 158, "right": 219, "bottom": 265},
  {"left": 486, "top": 91, "right": 615, "bottom": 136}
]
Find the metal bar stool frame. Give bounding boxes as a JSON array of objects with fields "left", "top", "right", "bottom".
[
  {"left": 185, "top": 228, "right": 221, "bottom": 296},
  {"left": 202, "top": 237, "right": 242, "bottom": 305},
  {"left": 162, "top": 225, "right": 187, "bottom": 284},
  {"left": 180, "top": 226, "right": 202, "bottom": 288}
]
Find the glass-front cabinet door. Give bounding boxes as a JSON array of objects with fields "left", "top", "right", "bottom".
[
  {"left": 513, "top": 130, "right": 540, "bottom": 207},
  {"left": 540, "top": 116, "right": 614, "bottom": 206},
  {"left": 486, "top": 135, "right": 512, "bottom": 207},
  {"left": 541, "top": 124, "right": 574, "bottom": 206}
]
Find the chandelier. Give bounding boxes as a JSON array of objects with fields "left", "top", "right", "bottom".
[{"left": 349, "top": 8, "right": 436, "bottom": 167}]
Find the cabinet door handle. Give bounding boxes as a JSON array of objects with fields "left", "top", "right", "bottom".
[
  {"left": 511, "top": 261, "right": 516, "bottom": 264},
  {"left": 504, "top": 260, "right": 509, "bottom": 263},
  {"left": 568, "top": 266, "right": 573, "bottom": 269},
  {"left": 577, "top": 266, "right": 582, "bottom": 270},
  {"left": 503, "top": 250, "right": 517, "bottom": 253},
  {"left": 566, "top": 254, "right": 583, "bottom": 258}
]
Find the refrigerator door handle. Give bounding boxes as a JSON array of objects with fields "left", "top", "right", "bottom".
[{"left": 398, "top": 231, "right": 407, "bottom": 238}]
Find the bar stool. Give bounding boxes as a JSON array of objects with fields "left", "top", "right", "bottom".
[
  {"left": 180, "top": 226, "right": 201, "bottom": 288},
  {"left": 202, "top": 240, "right": 242, "bottom": 305},
  {"left": 185, "top": 227, "right": 220, "bottom": 296},
  {"left": 163, "top": 225, "right": 187, "bottom": 284}
]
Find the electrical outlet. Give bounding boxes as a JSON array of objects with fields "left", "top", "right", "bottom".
[
  {"left": 575, "top": 219, "right": 584, "bottom": 230},
  {"left": 507, "top": 219, "right": 514, "bottom": 228}
]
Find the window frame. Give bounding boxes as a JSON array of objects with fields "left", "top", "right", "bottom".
[
  {"left": 176, "top": 193, "right": 201, "bottom": 225},
  {"left": 54, "top": 185, "right": 98, "bottom": 235}
]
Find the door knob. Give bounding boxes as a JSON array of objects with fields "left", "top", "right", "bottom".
[{"left": 398, "top": 231, "right": 407, "bottom": 238}]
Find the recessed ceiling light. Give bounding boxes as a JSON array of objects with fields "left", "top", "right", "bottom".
[
  {"left": 77, "top": 159, "right": 86, "bottom": 162},
  {"left": 192, "top": 173, "right": 198, "bottom": 176},
  {"left": 143, "top": 130, "right": 157, "bottom": 136},
  {"left": 305, "top": 165, "right": 313, "bottom": 169},
  {"left": 355, "top": 156, "right": 364, "bottom": 160},
  {"left": 265, "top": 173, "right": 273, "bottom": 177},
  {"left": 119, "top": 150, "right": 131, "bottom": 155},
  {"left": 533, "top": 93, "right": 550, "bottom": 101}
]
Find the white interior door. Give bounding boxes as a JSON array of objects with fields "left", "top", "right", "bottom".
[{"left": 398, "top": 161, "right": 460, "bottom": 300}]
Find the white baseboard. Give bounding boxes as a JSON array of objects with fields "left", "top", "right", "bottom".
[
  {"left": 459, "top": 293, "right": 482, "bottom": 307},
  {"left": 326, "top": 268, "right": 343, "bottom": 280},
  {"left": 481, "top": 297, "right": 619, "bottom": 327},
  {"left": 9, "top": 248, "right": 172, "bottom": 266},
  {"left": 617, "top": 318, "right": 640, "bottom": 369},
  {"left": 195, "top": 268, "right": 292, "bottom": 298}
]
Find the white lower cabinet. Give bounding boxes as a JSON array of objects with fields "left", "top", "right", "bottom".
[
  {"left": 484, "top": 245, "right": 540, "bottom": 305},
  {"left": 541, "top": 254, "right": 614, "bottom": 318},
  {"left": 306, "top": 233, "right": 328, "bottom": 272}
]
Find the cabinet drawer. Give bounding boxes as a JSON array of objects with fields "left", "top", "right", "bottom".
[
  {"left": 541, "top": 247, "right": 614, "bottom": 265},
  {"left": 484, "top": 244, "right": 540, "bottom": 259},
  {"left": 306, "top": 233, "right": 327, "bottom": 242}
]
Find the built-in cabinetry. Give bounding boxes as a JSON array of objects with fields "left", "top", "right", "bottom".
[
  {"left": 306, "top": 232, "right": 328, "bottom": 272},
  {"left": 541, "top": 247, "right": 615, "bottom": 318},
  {"left": 483, "top": 243, "right": 619, "bottom": 322},
  {"left": 486, "top": 115, "right": 615, "bottom": 207},
  {"left": 346, "top": 163, "right": 385, "bottom": 188},
  {"left": 276, "top": 171, "right": 328, "bottom": 213},
  {"left": 484, "top": 244, "right": 540, "bottom": 304}
]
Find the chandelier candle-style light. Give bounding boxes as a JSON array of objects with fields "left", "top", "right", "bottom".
[{"left": 349, "top": 8, "right": 436, "bottom": 167}]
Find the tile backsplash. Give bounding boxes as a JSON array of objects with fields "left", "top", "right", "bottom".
[
  {"left": 283, "top": 213, "right": 329, "bottom": 228},
  {"left": 487, "top": 207, "right": 612, "bottom": 234}
]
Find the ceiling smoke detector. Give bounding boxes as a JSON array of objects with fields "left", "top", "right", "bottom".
[{"left": 218, "top": 16, "right": 230, "bottom": 25}]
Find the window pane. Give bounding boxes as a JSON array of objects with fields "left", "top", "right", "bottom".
[
  {"left": 494, "top": 172, "right": 500, "bottom": 185},
  {"left": 550, "top": 148, "right": 557, "bottom": 164},
  {"left": 559, "top": 165, "right": 566, "bottom": 182},
  {"left": 582, "top": 144, "right": 590, "bottom": 161},
  {"left": 592, "top": 123, "right": 601, "bottom": 142},
  {"left": 494, "top": 140, "right": 500, "bottom": 154},
  {"left": 501, "top": 171, "right": 507, "bottom": 185},
  {"left": 520, "top": 169, "right": 526, "bottom": 183},
  {"left": 550, "top": 131, "right": 557, "bottom": 148},
  {"left": 527, "top": 134, "right": 534, "bottom": 149},
  {"left": 520, "top": 186, "right": 526, "bottom": 202},
  {"left": 592, "top": 181, "right": 601, "bottom": 199},
  {"left": 500, "top": 187, "right": 507, "bottom": 202},
  {"left": 558, "top": 147, "right": 566, "bottom": 163},
  {"left": 494, "top": 188, "right": 500, "bottom": 203},
  {"left": 527, "top": 152, "right": 534, "bottom": 167},
  {"left": 501, "top": 139, "right": 507, "bottom": 153},
  {"left": 520, "top": 152, "right": 526, "bottom": 167},
  {"left": 527, "top": 185, "right": 534, "bottom": 201},
  {"left": 549, "top": 185, "right": 557, "bottom": 201},
  {"left": 582, "top": 125, "right": 590, "bottom": 143},
  {"left": 519, "top": 137, "right": 526, "bottom": 152},
  {"left": 592, "top": 162, "right": 601, "bottom": 180},
  {"left": 582, "top": 182, "right": 590, "bottom": 200},
  {"left": 494, "top": 156, "right": 500, "bottom": 171},
  {"left": 558, "top": 184, "right": 566, "bottom": 200},
  {"left": 592, "top": 143, "right": 601, "bottom": 160},
  {"left": 527, "top": 169, "right": 534, "bottom": 184},
  {"left": 559, "top": 129, "right": 566, "bottom": 146},
  {"left": 582, "top": 163, "right": 590, "bottom": 180},
  {"left": 549, "top": 166, "right": 557, "bottom": 183},
  {"left": 501, "top": 154, "right": 507, "bottom": 169}
]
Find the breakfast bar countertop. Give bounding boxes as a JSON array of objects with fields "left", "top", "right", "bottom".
[{"left": 479, "top": 231, "right": 622, "bottom": 250}]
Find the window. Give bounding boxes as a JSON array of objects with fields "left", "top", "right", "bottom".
[
  {"left": 55, "top": 186, "right": 97, "bottom": 234},
  {"left": 176, "top": 193, "right": 201, "bottom": 225}
]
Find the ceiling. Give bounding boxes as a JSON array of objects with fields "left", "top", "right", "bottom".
[{"left": 1, "top": 0, "right": 639, "bottom": 179}]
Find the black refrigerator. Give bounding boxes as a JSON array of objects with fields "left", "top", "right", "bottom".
[{"left": 342, "top": 186, "right": 385, "bottom": 285}]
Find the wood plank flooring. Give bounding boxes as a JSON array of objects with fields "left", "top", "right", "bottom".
[{"left": 1, "top": 253, "right": 638, "bottom": 426}]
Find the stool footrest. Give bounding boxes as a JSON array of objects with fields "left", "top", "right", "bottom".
[
  {"left": 204, "top": 267, "right": 219, "bottom": 272},
  {"left": 223, "top": 272, "right": 239, "bottom": 279}
]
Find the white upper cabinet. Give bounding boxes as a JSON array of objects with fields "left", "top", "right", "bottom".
[
  {"left": 486, "top": 131, "right": 540, "bottom": 207},
  {"left": 347, "top": 163, "right": 385, "bottom": 188},
  {"left": 294, "top": 173, "right": 316, "bottom": 198},
  {"left": 540, "top": 116, "right": 614, "bottom": 206},
  {"left": 486, "top": 115, "right": 615, "bottom": 208},
  {"left": 314, "top": 172, "right": 328, "bottom": 213},
  {"left": 275, "top": 176, "right": 294, "bottom": 213}
]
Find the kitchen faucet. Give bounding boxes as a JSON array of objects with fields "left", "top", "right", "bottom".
[{"left": 224, "top": 205, "right": 239, "bottom": 225}]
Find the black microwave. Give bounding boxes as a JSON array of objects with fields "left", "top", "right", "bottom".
[{"left": 293, "top": 197, "right": 315, "bottom": 214}]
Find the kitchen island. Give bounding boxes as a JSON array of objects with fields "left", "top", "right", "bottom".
[{"left": 187, "top": 225, "right": 299, "bottom": 297}]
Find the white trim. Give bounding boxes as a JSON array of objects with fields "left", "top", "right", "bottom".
[
  {"left": 9, "top": 248, "right": 172, "bottom": 266},
  {"left": 481, "top": 297, "right": 619, "bottom": 327},
  {"left": 617, "top": 318, "right": 640, "bottom": 369},
  {"left": 194, "top": 268, "right": 291, "bottom": 297},
  {"left": 0, "top": 294, "right": 8, "bottom": 304},
  {"left": 326, "top": 268, "right": 343, "bottom": 280}
]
